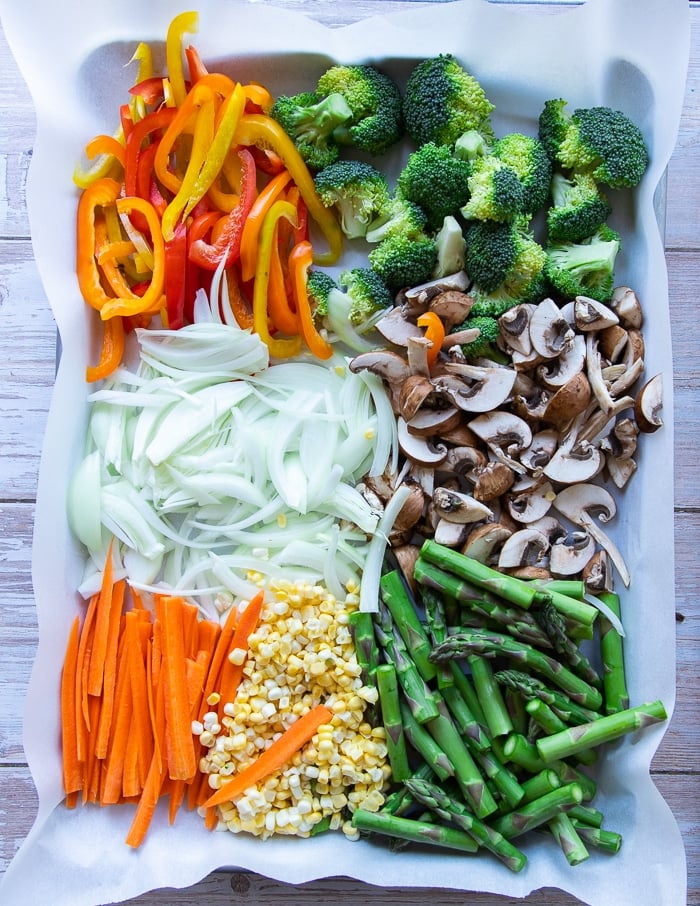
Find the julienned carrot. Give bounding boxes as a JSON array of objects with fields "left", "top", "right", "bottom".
[
  {"left": 161, "top": 596, "right": 197, "bottom": 782},
  {"left": 126, "top": 610, "right": 154, "bottom": 788},
  {"left": 216, "top": 590, "right": 264, "bottom": 717},
  {"left": 203, "top": 703, "right": 332, "bottom": 809},
  {"left": 101, "top": 629, "right": 133, "bottom": 804},
  {"left": 76, "top": 592, "right": 99, "bottom": 739},
  {"left": 94, "top": 578, "right": 126, "bottom": 759},
  {"left": 87, "top": 538, "right": 116, "bottom": 696},
  {"left": 60, "top": 616, "right": 82, "bottom": 795}
]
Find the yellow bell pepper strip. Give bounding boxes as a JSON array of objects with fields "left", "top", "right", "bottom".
[
  {"left": 165, "top": 11, "right": 199, "bottom": 108},
  {"left": 233, "top": 113, "right": 343, "bottom": 266},
  {"left": 99, "top": 196, "right": 165, "bottom": 320},
  {"left": 243, "top": 82, "right": 274, "bottom": 114},
  {"left": 86, "top": 314, "right": 125, "bottom": 383},
  {"left": 267, "top": 221, "right": 300, "bottom": 336},
  {"left": 239, "top": 168, "right": 292, "bottom": 282},
  {"left": 188, "top": 147, "right": 257, "bottom": 271},
  {"left": 181, "top": 81, "right": 246, "bottom": 222},
  {"left": 417, "top": 310, "right": 446, "bottom": 368},
  {"left": 73, "top": 129, "right": 126, "bottom": 189},
  {"left": 76, "top": 177, "right": 123, "bottom": 311},
  {"left": 253, "top": 200, "right": 303, "bottom": 359},
  {"left": 154, "top": 81, "right": 215, "bottom": 202},
  {"left": 128, "top": 41, "right": 155, "bottom": 123},
  {"left": 289, "top": 240, "right": 334, "bottom": 360},
  {"left": 160, "top": 84, "right": 216, "bottom": 241}
]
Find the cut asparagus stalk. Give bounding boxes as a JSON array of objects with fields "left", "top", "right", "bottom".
[
  {"left": 352, "top": 808, "right": 479, "bottom": 853},
  {"left": 376, "top": 663, "right": 411, "bottom": 783}
]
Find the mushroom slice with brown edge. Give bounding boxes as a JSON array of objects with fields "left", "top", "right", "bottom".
[
  {"left": 434, "top": 518, "right": 472, "bottom": 548},
  {"left": 499, "top": 303, "right": 536, "bottom": 357},
  {"left": 468, "top": 411, "right": 533, "bottom": 473},
  {"left": 573, "top": 296, "right": 619, "bottom": 332},
  {"left": 401, "top": 270, "right": 471, "bottom": 309},
  {"left": 582, "top": 549, "right": 614, "bottom": 595},
  {"left": 519, "top": 429, "right": 559, "bottom": 474},
  {"left": 543, "top": 436, "right": 604, "bottom": 485},
  {"left": 388, "top": 483, "right": 427, "bottom": 546},
  {"left": 497, "top": 528, "right": 550, "bottom": 570},
  {"left": 397, "top": 417, "right": 447, "bottom": 467},
  {"left": 348, "top": 349, "right": 412, "bottom": 384},
  {"left": 407, "top": 335, "right": 433, "bottom": 377},
  {"left": 374, "top": 307, "right": 425, "bottom": 348},
  {"left": 634, "top": 373, "right": 664, "bottom": 433},
  {"left": 407, "top": 406, "right": 462, "bottom": 438},
  {"left": 529, "top": 297, "right": 575, "bottom": 359},
  {"left": 537, "top": 334, "right": 586, "bottom": 389},
  {"left": 437, "top": 362, "right": 516, "bottom": 413},
  {"left": 549, "top": 530, "right": 596, "bottom": 577},
  {"left": 553, "top": 482, "right": 630, "bottom": 587},
  {"left": 473, "top": 461, "right": 515, "bottom": 502},
  {"left": 527, "top": 514, "right": 568, "bottom": 547},
  {"left": 429, "top": 290, "right": 475, "bottom": 330},
  {"left": 585, "top": 333, "right": 616, "bottom": 415},
  {"left": 441, "top": 445, "right": 489, "bottom": 483},
  {"left": 398, "top": 374, "right": 436, "bottom": 421},
  {"left": 542, "top": 371, "right": 592, "bottom": 428},
  {"left": 462, "top": 522, "right": 513, "bottom": 565},
  {"left": 432, "top": 487, "right": 492, "bottom": 523},
  {"left": 505, "top": 476, "right": 556, "bottom": 524},
  {"left": 610, "top": 286, "right": 643, "bottom": 329}
]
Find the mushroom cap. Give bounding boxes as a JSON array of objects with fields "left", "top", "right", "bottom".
[
  {"left": 397, "top": 417, "right": 448, "bottom": 466},
  {"left": 553, "top": 482, "right": 617, "bottom": 525},
  {"left": 529, "top": 297, "right": 575, "bottom": 359},
  {"left": 461, "top": 522, "right": 513, "bottom": 564},
  {"left": 497, "top": 528, "right": 550, "bottom": 569},
  {"left": 574, "top": 296, "right": 619, "bottom": 332},
  {"left": 537, "top": 333, "right": 586, "bottom": 389},
  {"left": 349, "top": 350, "right": 412, "bottom": 383},
  {"left": 542, "top": 371, "right": 592, "bottom": 427},
  {"left": 634, "top": 372, "right": 663, "bottom": 433},
  {"left": 432, "top": 487, "right": 492, "bottom": 524},
  {"left": 550, "top": 530, "right": 597, "bottom": 576},
  {"left": 543, "top": 441, "right": 604, "bottom": 485},
  {"left": 610, "top": 286, "right": 643, "bottom": 329},
  {"left": 469, "top": 411, "right": 533, "bottom": 462},
  {"left": 435, "top": 365, "right": 516, "bottom": 413},
  {"left": 374, "top": 307, "right": 425, "bottom": 348},
  {"left": 506, "top": 477, "right": 555, "bottom": 523}
]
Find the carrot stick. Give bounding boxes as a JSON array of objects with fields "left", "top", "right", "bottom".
[
  {"left": 125, "top": 610, "right": 154, "bottom": 788},
  {"left": 203, "top": 703, "right": 332, "bottom": 808},
  {"left": 94, "top": 578, "right": 126, "bottom": 759},
  {"left": 216, "top": 590, "right": 264, "bottom": 716},
  {"left": 101, "top": 629, "right": 133, "bottom": 804},
  {"left": 83, "top": 694, "right": 103, "bottom": 804},
  {"left": 161, "top": 597, "right": 197, "bottom": 781},
  {"left": 76, "top": 593, "right": 99, "bottom": 740},
  {"left": 197, "top": 603, "right": 239, "bottom": 724},
  {"left": 87, "top": 538, "right": 116, "bottom": 696},
  {"left": 61, "top": 616, "right": 83, "bottom": 795}
]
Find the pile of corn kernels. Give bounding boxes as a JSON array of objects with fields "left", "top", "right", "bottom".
[{"left": 195, "top": 579, "right": 390, "bottom": 840}]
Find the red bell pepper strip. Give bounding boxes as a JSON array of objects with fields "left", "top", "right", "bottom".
[
  {"left": 86, "top": 315, "right": 125, "bottom": 383},
  {"left": 184, "top": 210, "right": 220, "bottom": 322},
  {"left": 417, "top": 311, "right": 446, "bottom": 367},
  {"left": 288, "top": 240, "right": 333, "bottom": 360},
  {"left": 124, "top": 107, "right": 178, "bottom": 199},
  {"left": 164, "top": 222, "right": 188, "bottom": 329},
  {"left": 185, "top": 45, "right": 209, "bottom": 84},
  {"left": 188, "top": 147, "right": 257, "bottom": 271},
  {"left": 76, "top": 177, "right": 123, "bottom": 311}
]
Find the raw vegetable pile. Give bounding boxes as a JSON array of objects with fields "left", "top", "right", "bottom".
[{"left": 61, "top": 9, "right": 669, "bottom": 874}]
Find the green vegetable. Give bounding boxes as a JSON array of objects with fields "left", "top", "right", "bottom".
[
  {"left": 493, "top": 132, "right": 552, "bottom": 215},
  {"left": 547, "top": 170, "right": 612, "bottom": 243},
  {"left": 540, "top": 99, "right": 649, "bottom": 189},
  {"left": 269, "top": 90, "right": 353, "bottom": 171},
  {"left": 305, "top": 269, "right": 337, "bottom": 320},
  {"left": 368, "top": 232, "right": 437, "bottom": 293},
  {"left": 376, "top": 663, "right": 412, "bottom": 782},
  {"left": 461, "top": 154, "right": 525, "bottom": 222},
  {"left": 396, "top": 141, "right": 472, "bottom": 231},
  {"left": 490, "top": 783, "right": 584, "bottom": 839},
  {"left": 314, "top": 159, "right": 390, "bottom": 239},
  {"left": 548, "top": 812, "right": 590, "bottom": 866},
  {"left": 317, "top": 64, "right": 404, "bottom": 156},
  {"left": 598, "top": 592, "right": 630, "bottom": 714},
  {"left": 544, "top": 224, "right": 621, "bottom": 303},
  {"left": 453, "top": 314, "right": 508, "bottom": 363},
  {"left": 311, "top": 267, "right": 393, "bottom": 351},
  {"left": 403, "top": 53, "right": 495, "bottom": 148},
  {"left": 365, "top": 193, "right": 428, "bottom": 244},
  {"left": 352, "top": 808, "right": 479, "bottom": 853}
]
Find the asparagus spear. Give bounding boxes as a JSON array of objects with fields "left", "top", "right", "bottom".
[
  {"left": 352, "top": 808, "right": 479, "bottom": 853},
  {"left": 567, "top": 803, "right": 604, "bottom": 828},
  {"left": 381, "top": 762, "right": 436, "bottom": 817},
  {"left": 498, "top": 733, "right": 546, "bottom": 773},
  {"left": 548, "top": 760, "right": 597, "bottom": 802},
  {"left": 535, "top": 700, "right": 668, "bottom": 763},
  {"left": 469, "top": 655, "right": 514, "bottom": 739},
  {"left": 420, "top": 585, "right": 454, "bottom": 689},
  {"left": 598, "top": 591, "right": 630, "bottom": 714},
  {"left": 537, "top": 600, "right": 602, "bottom": 689},
  {"left": 399, "top": 700, "right": 454, "bottom": 781},
  {"left": 519, "top": 768, "right": 562, "bottom": 804},
  {"left": 490, "top": 783, "right": 584, "bottom": 839},
  {"left": 380, "top": 570, "right": 437, "bottom": 682},
  {"left": 495, "top": 669, "right": 602, "bottom": 726},
  {"left": 349, "top": 610, "right": 379, "bottom": 683},
  {"left": 571, "top": 821, "right": 623, "bottom": 854},
  {"left": 405, "top": 777, "right": 527, "bottom": 873},
  {"left": 441, "top": 683, "right": 491, "bottom": 752},
  {"left": 376, "top": 663, "right": 411, "bottom": 783},
  {"left": 548, "top": 812, "right": 590, "bottom": 866},
  {"left": 474, "top": 746, "right": 525, "bottom": 810},
  {"left": 431, "top": 629, "right": 603, "bottom": 710}
]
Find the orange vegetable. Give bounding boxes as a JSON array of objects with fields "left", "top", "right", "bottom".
[
  {"left": 86, "top": 313, "right": 125, "bottom": 383},
  {"left": 289, "top": 240, "right": 333, "bottom": 360},
  {"left": 161, "top": 596, "right": 197, "bottom": 782},
  {"left": 216, "top": 590, "right": 264, "bottom": 717},
  {"left": 60, "top": 616, "right": 82, "bottom": 795},
  {"left": 239, "top": 168, "right": 292, "bottom": 282},
  {"left": 417, "top": 310, "right": 446, "bottom": 367},
  {"left": 203, "top": 703, "right": 333, "bottom": 808}
]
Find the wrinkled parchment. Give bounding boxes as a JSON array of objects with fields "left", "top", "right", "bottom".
[{"left": 0, "top": 0, "right": 689, "bottom": 903}]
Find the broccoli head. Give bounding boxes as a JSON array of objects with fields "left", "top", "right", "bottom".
[
  {"left": 368, "top": 233, "right": 438, "bottom": 294},
  {"left": 338, "top": 267, "right": 394, "bottom": 327},
  {"left": 397, "top": 142, "right": 472, "bottom": 231},
  {"left": 403, "top": 54, "right": 495, "bottom": 148},
  {"left": 314, "top": 160, "right": 390, "bottom": 239},
  {"left": 546, "top": 171, "right": 612, "bottom": 243},
  {"left": 455, "top": 315, "right": 508, "bottom": 362},
  {"left": 540, "top": 100, "right": 649, "bottom": 189},
  {"left": 365, "top": 193, "right": 428, "bottom": 244},
  {"left": 310, "top": 267, "right": 393, "bottom": 352},
  {"left": 493, "top": 133, "right": 552, "bottom": 215},
  {"left": 465, "top": 217, "right": 547, "bottom": 311},
  {"left": 461, "top": 155, "right": 525, "bottom": 222},
  {"left": 317, "top": 64, "right": 404, "bottom": 156},
  {"left": 270, "top": 91, "right": 353, "bottom": 171},
  {"left": 307, "top": 269, "right": 338, "bottom": 321},
  {"left": 544, "top": 224, "right": 621, "bottom": 303}
]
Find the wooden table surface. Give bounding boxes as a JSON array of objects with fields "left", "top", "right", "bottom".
[{"left": 0, "top": 2, "right": 697, "bottom": 904}]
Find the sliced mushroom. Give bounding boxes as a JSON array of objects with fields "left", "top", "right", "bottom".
[
  {"left": 407, "top": 406, "right": 463, "bottom": 438},
  {"left": 436, "top": 364, "right": 516, "bottom": 413},
  {"left": 582, "top": 549, "right": 614, "bottom": 594},
  {"left": 529, "top": 297, "right": 575, "bottom": 359},
  {"left": 610, "top": 286, "right": 643, "bottom": 329},
  {"left": 505, "top": 477, "right": 555, "bottom": 523},
  {"left": 499, "top": 303, "right": 536, "bottom": 356},
  {"left": 527, "top": 514, "right": 567, "bottom": 546},
  {"left": 519, "top": 429, "right": 559, "bottom": 473},
  {"left": 349, "top": 349, "right": 411, "bottom": 383},
  {"left": 585, "top": 333, "right": 616, "bottom": 415},
  {"left": 392, "top": 543, "right": 421, "bottom": 590},
  {"left": 510, "top": 384, "right": 552, "bottom": 425},
  {"left": 397, "top": 417, "right": 447, "bottom": 466},
  {"left": 573, "top": 296, "right": 619, "bottom": 332},
  {"left": 542, "top": 371, "right": 592, "bottom": 427},
  {"left": 432, "top": 487, "right": 492, "bottom": 523},
  {"left": 468, "top": 411, "right": 533, "bottom": 473},
  {"left": 608, "top": 356, "right": 644, "bottom": 397},
  {"left": 472, "top": 461, "right": 516, "bottom": 502},
  {"left": 461, "top": 522, "right": 513, "bottom": 564},
  {"left": 497, "top": 528, "right": 550, "bottom": 569},
  {"left": 543, "top": 438, "right": 604, "bottom": 485},
  {"left": 598, "top": 323, "right": 629, "bottom": 362},
  {"left": 434, "top": 517, "right": 472, "bottom": 548},
  {"left": 374, "top": 307, "right": 424, "bottom": 347},
  {"left": 402, "top": 270, "right": 471, "bottom": 306},
  {"left": 553, "top": 483, "right": 630, "bottom": 587},
  {"left": 549, "top": 531, "right": 597, "bottom": 577},
  {"left": 634, "top": 372, "right": 663, "bottom": 433},
  {"left": 407, "top": 335, "right": 433, "bottom": 377},
  {"left": 389, "top": 483, "right": 427, "bottom": 545},
  {"left": 441, "top": 328, "right": 481, "bottom": 351},
  {"left": 429, "top": 290, "right": 475, "bottom": 330},
  {"left": 398, "top": 374, "right": 435, "bottom": 421},
  {"left": 439, "top": 422, "right": 481, "bottom": 447},
  {"left": 537, "top": 334, "right": 586, "bottom": 389},
  {"left": 606, "top": 453, "right": 637, "bottom": 488},
  {"left": 441, "top": 445, "right": 489, "bottom": 482}
]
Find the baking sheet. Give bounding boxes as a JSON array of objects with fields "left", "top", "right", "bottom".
[{"left": 0, "top": 0, "right": 690, "bottom": 903}]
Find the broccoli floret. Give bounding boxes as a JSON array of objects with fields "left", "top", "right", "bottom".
[
  {"left": 538, "top": 98, "right": 570, "bottom": 163},
  {"left": 544, "top": 225, "right": 621, "bottom": 303},
  {"left": 493, "top": 133, "right": 552, "bottom": 215},
  {"left": 461, "top": 155, "right": 525, "bottom": 222},
  {"left": 540, "top": 100, "right": 649, "bottom": 189},
  {"left": 454, "top": 128, "right": 491, "bottom": 163},
  {"left": 270, "top": 91, "right": 353, "bottom": 171},
  {"left": 465, "top": 218, "right": 547, "bottom": 309},
  {"left": 317, "top": 64, "right": 404, "bottom": 156},
  {"left": 306, "top": 269, "right": 338, "bottom": 320},
  {"left": 433, "top": 215, "right": 466, "bottom": 278},
  {"left": 314, "top": 160, "right": 390, "bottom": 239},
  {"left": 365, "top": 193, "right": 428, "bottom": 244},
  {"left": 546, "top": 171, "right": 612, "bottom": 243},
  {"left": 455, "top": 315, "right": 508, "bottom": 362},
  {"left": 338, "top": 267, "right": 394, "bottom": 327},
  {"left": 397, "top": 142, "right": 472, "bottom": 231},
  {"left": 368, "top": 233, "right": 438, "bottom": 294},
  {"left": 403, "top": 54, "right": 495, "bottom": 148}
]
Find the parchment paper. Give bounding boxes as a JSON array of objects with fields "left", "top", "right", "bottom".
[{"left": 0, "top": 1, "right": 689, "bottom": 903}]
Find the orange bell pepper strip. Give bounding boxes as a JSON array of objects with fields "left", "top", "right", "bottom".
[
  {"left": 233, "top": 113, "right": 343, "bottom": 266},
  {"left": 76, "top": 177, "right": 123, "bottom": 311},
  {"left": 254, "top": 200, "right": 303, "bottom": 359},
  {"left": 86, "top": 315, "right": 125, "bottom": 383},
  {"left": 417, "top": 310, "right": 446, "bottom": 368},
  {"left": 165, "top": 11, "right": 199, "bottom": 108},
  {"left": 267, "top": 221, "right": 299, "bottom": 336},
  {"left": 99, "top": 196, "right": 165, "bottom": 320},
  {"left": 239, "top": 168, "right": 292, "bottom": 282},
  {"left": 124, "top": 107, "right": 178, "bottom": 201},
  {"left": 289, "top": 240, "right": 333, "bottom": 360},
  {"left": 224, "top": 264, "right": 254, "bottom": 330},
  {"left": 185, "top": 44, "right": 209, "bottom": 84}
]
